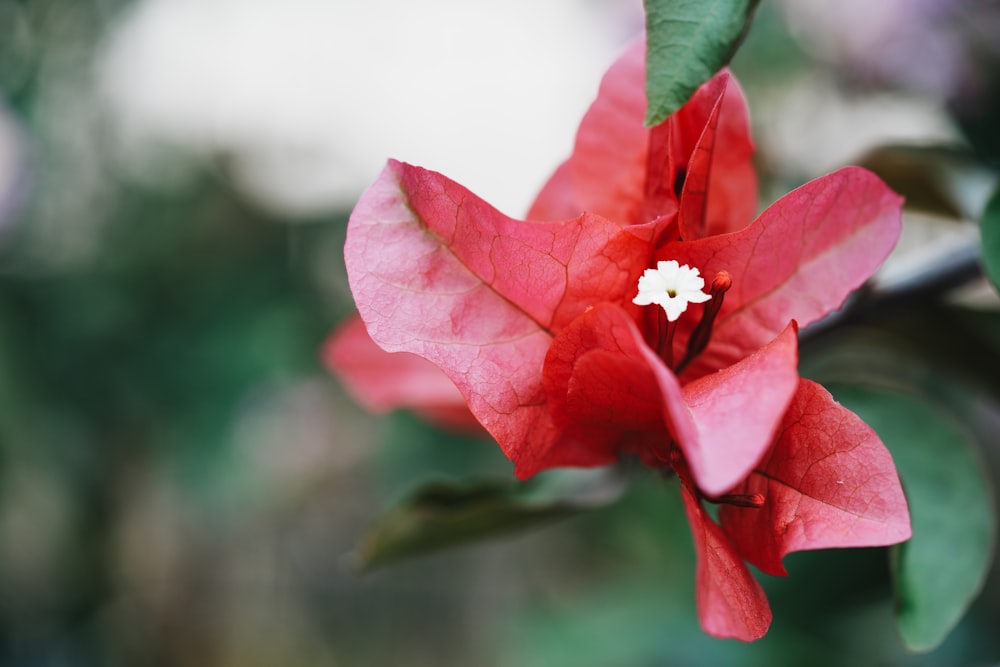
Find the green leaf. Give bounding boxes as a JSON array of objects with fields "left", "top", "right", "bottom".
[
  {"left": 643, "top": 0, "right": 758, "bottom": 127},
  {"left": 857, "top": 144, "right": 996, "bottom": 220},
  {"left": 980, "top": 180, "right": 1000, "bottom": 290},
  {"left": 823, "top": 384, "right": 995, "bottom": 652},
  {"left": 356, "top": 467, "right": 628, "bottom": 570}
]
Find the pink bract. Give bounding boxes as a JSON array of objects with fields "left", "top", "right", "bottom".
[{"left": 326, "top": 39, "right": 911, "bottom": 640}]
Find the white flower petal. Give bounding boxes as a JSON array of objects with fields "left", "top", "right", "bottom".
[{"left": 632, "top": 260, "right": 713, "bottom": 321}]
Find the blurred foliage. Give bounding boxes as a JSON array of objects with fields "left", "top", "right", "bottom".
[
  {"left": 981, "top": 182, "right": 1000, "bottom": 290},
  {"left": 357, "top": 466, "right": 628, "bottom": 571},
  {"left": 0, "top": 169, "right": 343, "bottom": 665},
  {"left": 827, "top": 384, "right": 994, "bottom": 651}
]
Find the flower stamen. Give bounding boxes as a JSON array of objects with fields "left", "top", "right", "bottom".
[
  {"left": 708, "top": 492, "right": 766, "bottom": 509},
  {"left": 675, "top": 270, "right": 732, "bottom": 374}
]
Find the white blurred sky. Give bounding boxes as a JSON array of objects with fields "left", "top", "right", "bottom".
[{"left": 97, "top": 0, "right": 643, "bottom": 217}]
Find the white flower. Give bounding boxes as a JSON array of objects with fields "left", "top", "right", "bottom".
[{"left": 632, "top": 260, "right": 712, "bottom": 322}]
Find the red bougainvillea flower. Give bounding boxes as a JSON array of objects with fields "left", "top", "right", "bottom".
[{"left": 326, "top": 40, "right": 911, "bottom": 640}]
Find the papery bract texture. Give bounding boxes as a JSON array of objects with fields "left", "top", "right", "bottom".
[
  {"left": 664, "top": 167, "right": 904, "bottom": 382},
  {"left": 323, "top": 316, "right": 479, "bottom": 431},
  {"left": 345, "top": 159, "right": 662, "bottom": 474},
  {"left": 719, "top": 379, "right": 914, "bottom": 576},
  {"left": 329, "top": 36, "right": 911, "bottom": 642},
  {"left": 541, "top": 303, "right": 669, "bottom": 466},
  {"left": 682, "top": 485, "right": 772, "bottom": 641},
  {"left": 528, "top": 40, "right": 756, "bottom": 235},
  {"left": 678, "top": 323, "right": 799, "bottom": 497}
]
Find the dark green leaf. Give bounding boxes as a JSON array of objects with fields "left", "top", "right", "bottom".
[
  {"left": 823, "top": 384, "right": 995, "bottom": 652},
  {"left": 643, "top": 0, "right": 758, "bottom": 126},
  {"left": 980, "top": 180, "right": 1000, "bottom": 290},
  {"left": 954, "top": 306, "right": 1000, "bottom": 359},
  {"left": 357, "top": 467, "right": 628, "bottom": 570},
  {"left": 857, "top": 145, "right": 995, "bottom": 219}
]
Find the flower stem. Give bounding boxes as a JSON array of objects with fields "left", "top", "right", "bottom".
[{"left": 657, "top": 308, "right": 677, "bottom": 368}]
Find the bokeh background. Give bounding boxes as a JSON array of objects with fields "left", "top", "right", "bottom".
[{"left": 1, "top": 0, "right": 999, "bottom": 665}]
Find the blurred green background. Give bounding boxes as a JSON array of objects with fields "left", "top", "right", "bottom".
[{"left": 1, "top": 1, "right": 998, "bottom": 665}]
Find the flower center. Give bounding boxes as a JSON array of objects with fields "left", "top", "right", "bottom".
[
  {"left": 632, "top": 261, "right": 732, "bottom": 372},
  {"left": 632, "top": 260, "right": 711, "bottom": 322}
]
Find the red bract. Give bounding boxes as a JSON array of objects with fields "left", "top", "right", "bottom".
[
  {"left": 327, "top": 40, "right": 911, "bottom": 640},
  {"left": 322, "top": 317, "right": 481, "bottom": 432}
]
